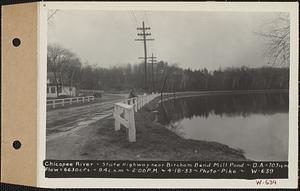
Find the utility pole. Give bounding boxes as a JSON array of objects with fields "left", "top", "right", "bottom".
[
  {"left": 135, "top": 21, "right": 154, "bottom": 91},
  {"left": 149, "top": 53, "right": 157, "bottom": 92}
]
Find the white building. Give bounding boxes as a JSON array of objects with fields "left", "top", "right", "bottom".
[
  {"left": 47, "top": 85, "right": 76, "bottom": 98},
  {"left": 47, "top": 72, "right": 76, "bottom": 98}
]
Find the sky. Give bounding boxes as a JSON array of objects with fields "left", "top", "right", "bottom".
[{"left": 48, "top": 10, "right": 278, "bottom": 71}]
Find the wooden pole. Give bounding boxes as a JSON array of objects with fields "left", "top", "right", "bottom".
[{"left": 135, "top": 21, "right": 154, "bottom": 92}]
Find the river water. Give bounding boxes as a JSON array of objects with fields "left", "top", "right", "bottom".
[{"left": 157, "top": 92, "right": 289, "bottom": 161}]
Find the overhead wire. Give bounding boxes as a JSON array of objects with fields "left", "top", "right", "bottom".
[
  {"left": 144, "top": 11, "right": 150, "bottom": 26},
  {"left": 145, "top": 11, "right": 157, "bottom": 59},
  {"left": 48, "top": 9, "right": 58, "bottom": 21},
  {"left": 131, "top": 10, "right": 139, "bottom": 27},
  {"left": 128, "top": 11, "right": 137, "bottom": 28}
]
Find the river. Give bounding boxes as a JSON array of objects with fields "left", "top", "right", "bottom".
[{"left": 157, "top": 92, "right": 289, "bottom": 161}]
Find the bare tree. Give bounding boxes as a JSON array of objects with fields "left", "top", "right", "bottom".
[
  {"left": 255, "top": 13, "right": 290, "bottom": 66},
  {"left": 47, "top": 44, "right": 76, "bottom": 97}
]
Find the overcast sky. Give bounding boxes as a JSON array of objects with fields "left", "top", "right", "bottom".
[{"left": 48, "top": 10, "right": 278, "bottom": 71}]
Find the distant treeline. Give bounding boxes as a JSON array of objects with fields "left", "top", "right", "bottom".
[{"left": 48, "top": 44, "right": 289, "bottom": 93}]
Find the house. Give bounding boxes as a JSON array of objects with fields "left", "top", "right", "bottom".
[{"left": 47, "top": 72, "right": 76, "bottom": 98}]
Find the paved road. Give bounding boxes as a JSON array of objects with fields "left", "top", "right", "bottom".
[{"left": 46, "top": 94, "right": 127, "bottom": 142}]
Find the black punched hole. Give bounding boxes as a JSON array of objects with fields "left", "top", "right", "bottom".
[
  {"left": 12, "top": 38, "right": 21, "bottom": 47},
  {"left": 13, "top": 140, "right": 21, "bottom": 150}
]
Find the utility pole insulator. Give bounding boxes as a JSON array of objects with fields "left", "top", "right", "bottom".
[
  {"left": 137, "top": 27, "right": 151, "bottom": 30},
  {"left": 137, "top": 33, "right": 151, "bottom": 36},
  {"left": 135, "top": 38, "right": 154, "bottom": 41}
]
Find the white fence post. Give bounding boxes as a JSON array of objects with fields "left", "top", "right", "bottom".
[
  {"left": 134, "top": 97, "right": 138, "bottom": 112},
  {"left": 113, "top": 103, "right": 136, "bottom": 142},
  {"left": 112, "top": 93, "right": 162, "bottom": 142},
  {"left": 137, "top": 97, "right": 140, "bottom": 110},
  {"left": 114, "top": 106, "right": 121, "bottom": 131},
  {"left": 139, "top": 97, "right": 142, "bottom": 109},
  {"left": 127, "top": 107, "right": 136, "bottom": 142}
]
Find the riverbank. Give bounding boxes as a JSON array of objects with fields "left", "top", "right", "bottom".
[
  {"left": 47, "top": 93, "right": 248, "bottom": 160},
  {"left": 159, "top": 89, "right": 288, "bottom": 101}
]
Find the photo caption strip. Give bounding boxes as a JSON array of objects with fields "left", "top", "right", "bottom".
[{"left": 44, "top": 160, "right": 288, "bottom": 179}]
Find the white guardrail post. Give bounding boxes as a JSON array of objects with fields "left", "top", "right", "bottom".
[
  {"left": 134, "top": 97, "right": 138, "bottom": 112},
  {"left": 114, "top": 105, "right": 122, "bottom": 131},
  {"left": 113, "top": 103, "right": 136, "bottom": 142},
  {"left": 127, "top": 106, "right": 136, "bottom": 142},
  {"left": 113, "top": 93, "right": 160, "bottom": 142}
]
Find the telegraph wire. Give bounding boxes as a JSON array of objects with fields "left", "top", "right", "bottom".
[
  {"left": 131, "top": 10, "right": 139, "bottom": 27},
  {"left": 145, "top": 11, "right": 157, "bottom": 59},
  {"left": 48, "top": 9, "right": 58, "bottom": 21},
  {"left": 144, "top": 11, "right": 150, "bottom": 26},
  {"left": 128, "top": 11, "right": 137, "bottom": 28}
]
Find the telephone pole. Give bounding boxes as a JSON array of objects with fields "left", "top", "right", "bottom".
[
  {"left": 149, "top": 53, "right": 157, "bottom": 92},
  {"left": 135, "top": 21, "right": 154, "bottom": 91}
]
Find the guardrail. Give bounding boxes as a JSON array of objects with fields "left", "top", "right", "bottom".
[
  {"left": 79, "top": 89, "right": 104, "bottom": 93},
  {"left": 113, "top": 93, "right": 159, "bottom": 142},
  {"left": 113, "top": 102, "right": 136, "bottom": 142},
  {"left": 47, "top": 96, "right": 95, "bottom": 108}
]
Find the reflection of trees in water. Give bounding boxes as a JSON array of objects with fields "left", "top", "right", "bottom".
[
  {"left": 159, "top": 102, "right": 187, "bottom": 137},
  {"left": 158, "top": 93, "right": 288, "bottom": 125},
  {"left": 168, "top": 122, "right": 187, "bottom": 138},
  {"left": 159, "top": 103, "right": 172, "bottom": 125}
]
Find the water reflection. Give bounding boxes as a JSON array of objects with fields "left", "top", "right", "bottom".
[{"left": 157, "top": 92, "right": 289, "bottom": 161}]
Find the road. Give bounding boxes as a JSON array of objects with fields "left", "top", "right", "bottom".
[{"left": 46, "top": 94, "right": 127, "bottom": 142}]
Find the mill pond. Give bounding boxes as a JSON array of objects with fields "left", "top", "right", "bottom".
[{"left": 157, "top": 91, "right": 289, "bottom": 161}]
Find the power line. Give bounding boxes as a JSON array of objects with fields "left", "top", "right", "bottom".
[
  {"left": 48, "top": 9, "right": 58, "bottom": 21},
  {"left": 131, "top": 10, "right": 138, "bottom": 27},
  {"left": 127, "top": 11, "right": 136, "bottom": 28},
  {"left": 144, "top": 11, "right": 150, "bottom": 26},
  {"left": 144, "top": 11, "right": 157, "bottom": 59}
]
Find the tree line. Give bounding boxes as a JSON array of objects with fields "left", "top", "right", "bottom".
[{"left": 48, "top": 44, "right": 289, "bottom": 94}]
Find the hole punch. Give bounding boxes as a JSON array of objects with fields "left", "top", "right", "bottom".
[
  {"left": 13, "top": 140, "right": 21, "bottom": 150},
  {"left": 12, "top": 38, "right": 21, "bottom": 47}
]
